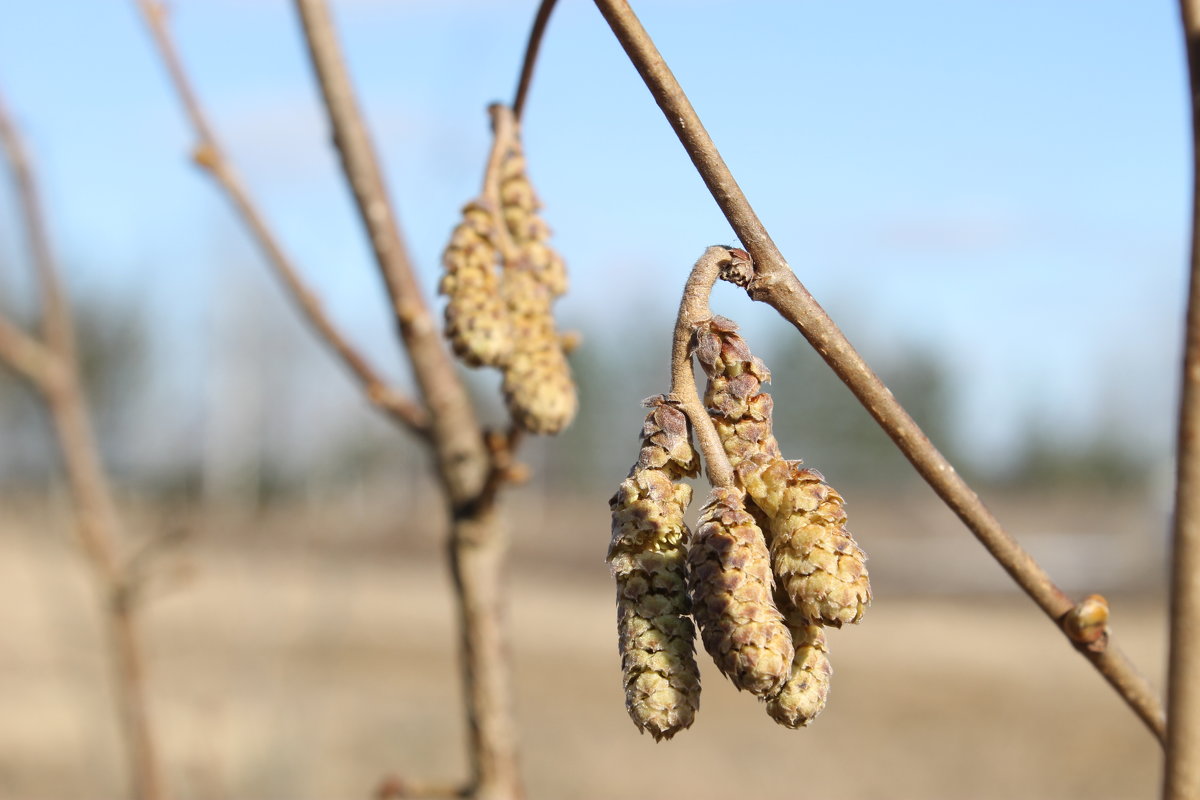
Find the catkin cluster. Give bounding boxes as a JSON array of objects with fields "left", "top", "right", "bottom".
[
  {"left": 607, "top": 397, "right": 702, "bottom": 740},
  {"left": 606, "top": 314, "right": 869, "bottom": 738},
  {"left": 439, "top": 111, "right": 576, "bottom": 434}
]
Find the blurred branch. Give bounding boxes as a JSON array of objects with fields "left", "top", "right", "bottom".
[
  {"left": 591, "top": 0, "right": 1167, "bottom": 743},
  {"left": 290, "top": 2, "right": 522, "bottom": 798},
  {"left": 133, "top": 0, "right": 430, "bottom": 438},
  {"left": 0, "top": 91, "right": 166, "bottom": 800},
  {"left": 1167, "top": 1, "right": 1200, "bottom": 796},
  {"left": 512, "top": 0, "right": 560, "bottom": 121}
]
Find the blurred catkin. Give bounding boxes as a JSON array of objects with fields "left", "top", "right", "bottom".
[
  {"left": 688, "top": 486, "right": 793, "bottom": 697},
  {"left": 695, "top": 316, "right": 870, "bottom": 627},
  {"left": 496, "top": 130, "right": 576, "bottom": 434},
  {"left": 500, "top": 267, "right": 576, "bottom": 434},
  {"left": 438, "top": 200, "right": 512, "bottom": 367},
  {"left": 608, "top": 398, "right": 702, "bottom": 740},
  {"left": 766, "top": 595, "right": 832, "bottom": 728},
  {"left": 499, "top": 141, "right": 567, "bottom": 297}
]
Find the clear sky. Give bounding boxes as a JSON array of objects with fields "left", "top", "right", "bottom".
[{"left": 0, "top": 0, "right": 1192, "bottom": 474}]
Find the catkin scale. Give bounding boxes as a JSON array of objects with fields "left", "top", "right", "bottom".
[
  {"left": 696, "top": 316, "right": 871, "bottom": 627},
  {"left": 688, "top": 486, "right": 793, "bottom": 697},
  {"left": 608, "top": 399, "right": 702, "bottom": 740}
]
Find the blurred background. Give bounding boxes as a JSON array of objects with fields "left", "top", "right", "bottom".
[{"left": 0, "top": 1, "right": 1188, "bottom": 798}]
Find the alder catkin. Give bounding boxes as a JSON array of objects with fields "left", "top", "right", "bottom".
[
  {"left": 766, "top": 596, "right": 832, "bottom": 728},
  {"left": 500, "top": 267, "right": 576, "bottom": 434},
  {"left": 688, "top": 486, "right": 793, "bottom": 697},
  {"left": 495, "top": 132, "right": 576, "bottom": 434},
  {"left": 696, "top": 316, "right": 871, "bottom": 627},
  {"left": 438, "top": 200, "right": 511, "bottom": 367},
  {"left": 607, "top": 398, "right": 702, "bottom": 740},
  {"left": 498, "top": 142, "right": 567, "bottom": 297}
]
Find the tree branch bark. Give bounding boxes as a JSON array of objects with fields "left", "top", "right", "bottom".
[
  {"left": 0, "top": 90, "right": 166, "bottom": 800},
  {"left": 591, "top": 0, "right": 1167, "bottom": 743},
  {"left": 1166, "top": 1, "right": 1200, "bottom": 795}
]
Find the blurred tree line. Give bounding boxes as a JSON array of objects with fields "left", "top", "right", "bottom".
[{"left": 0, "top": 281, "right": 1160, "bottom": 504}]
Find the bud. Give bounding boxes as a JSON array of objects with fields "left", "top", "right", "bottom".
[
  {"left": 438, "top": 200, "right": 511, "bottom": 367},
  {"left": 766, "top": 598, "right": 832, "bottom": 728}
]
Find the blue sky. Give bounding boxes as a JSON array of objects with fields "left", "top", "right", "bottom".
[{"left": 0, "top": 0, "right": 1192, "bottom": 473}]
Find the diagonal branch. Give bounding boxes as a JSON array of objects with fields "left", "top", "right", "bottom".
[
  {"left": 0, "top": 89, "right": 165, "bottom": 800},
  {"left": 291, "top": 0, "right": 489, "bottom": 501},
  {"left": 591, "top": 0, "right": 1166, "bottom": 743},
  {"left": 1167, "top": 1, "right": 1200, "bottom": 795},
  {"left": 133, "top": 0, "right": 429, "bottom": 437},
  {"left": 512, "top": 0, "right": 560, "bottom": 121}
]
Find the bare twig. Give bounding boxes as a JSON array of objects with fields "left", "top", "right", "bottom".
[
  {"left": 0, "top": 92, "right": 166, "bottom": 800},
  {"left": 289, "top": 2, "right": 522, "bottom": 797},
  {"left": 1167, "top": 2, "right": 1200, "bottom": 795},
  {"left": 667, "top": 245, "right": 742, "bottom": 488},
  {"left": 291, "top": 0, "right": 489, "bottom": 501},
  {"left": 133, "top": 0, "right": 429, "bottom": 437},
  {"left": 512, "top": 0, "right": 560, "bottom": 121},
  {"left": 591, "top": 0, "right": 1166, "bottom": 743}
]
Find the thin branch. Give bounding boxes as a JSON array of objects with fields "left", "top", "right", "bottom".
[
  {"left": 133, "top": 0, "right": 429, "bottom": 437},
  {"left": 289, "top": 3, "right": 520, "bottom": 798},
  {"left": 0, "top": 90, "right": 166, "bottom": 800},
  {"left": 512, "top": 0, "right": 560, "bottom": 121},
  {"left": 0, "top": 313, "right": 57, "bottom": 385},
  {"left": 591, "top": 0, "right": 1167, "bottom": 743},
  {"left": 668, "top": 245, "right": 740, "bottom": 488},
  {"left": 291, "top": 0, "right": 489, "bottom": 502},
  {"left": 1167, "top": 1, "right": 1200, "bottom": 795}
]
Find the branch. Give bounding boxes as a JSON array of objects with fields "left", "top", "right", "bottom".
[
  {"left": 291, "top": 0, "right": 489, "bottom": 502},
  {"left": 289, "top": 3, "right": 520, "bottom": 798},
  {"left": 1167, "top": 1, "right": 1200, "bottom": 795},
  {"left": 0, "top": 89, "right": 166, "bottom": 800},
  {"left": 592, "top": 0, "right": 1167, "bottom": 743},
  {"left": 133, "top": 0, "right": 429, "bottom": 438},
  {"left": 0, "top": 313, "right": 57, "bottom": 385},
  {"left": 512, "top": 0, "right": 560, "bottom": 121},
  {"left": 668, "top": 245, "right": 742, "bottom": 488}
]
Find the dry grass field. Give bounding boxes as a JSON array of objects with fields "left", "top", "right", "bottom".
[{"left": 0, "top": 487, "right": 1170, "bottom": 799}]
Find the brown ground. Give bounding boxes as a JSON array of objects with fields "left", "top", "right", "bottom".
[{"left": 0, "top": 490, "right": 1170, "bottom": 799}]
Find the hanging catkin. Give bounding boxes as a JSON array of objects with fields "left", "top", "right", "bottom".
[
  {"left": 695, "top": 316, "right": 871, "bottom": 627},
  {"left": 438, "top": 200, "right": 512, "bottom": 368},
  {"left": 607, "top": 397, "right": 702, "bottom": 740},
  {"left": 766, "top": 593, "right": 832, "bottom": 728},
  {"left": 496, "top": 129, "right": 576, "bottom": 434},
  {"left": 688, "top": 486, "right": 793, "bottom": 697}
]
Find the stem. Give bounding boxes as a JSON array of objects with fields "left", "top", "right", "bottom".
[
  {"left": 512, "top": 0, "right": 560, "bottom": 121},
  {"left": 134, "top": 0, "right": 429, "bottom": 436},
  {"left": 290, "top": 3, "right": 520, "bottom": 797},
  {"left": 1167, "top": 1, "right": 1200, "bottom": 795},
  {"left": 669, "top": 245, "right": 739, "bottom": 488},
  {"left": 0, "top": 91, "right": 166, "bottom": 800},
  {"left": 292, "top": 0, "right": 489, "bottom": 502},
  {"left": 592, "top": 0, "right": 1167, "bottom": 743}
]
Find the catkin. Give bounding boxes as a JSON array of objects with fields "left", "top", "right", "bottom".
[
  {"left": 499, "top": 142, "right": 567, "bottom": 297},
  {"left": 496, "top": 132, "right": 576, "bottom": 434},
  {"left": 608, "top": 398, "right": 702, "bottom": 740},
  {"left": 500, "top": 267, "right": 577, "bottom": 434},
  {"left": 696, "top": 316, "right": 871, "bottom": 627},
  {"left": 438, "top": 200, "right": 512, "bottom": 367},
  {"left": 766, "top": 595, "right": 832, "bottom": 728},
  {"left": 688, "top": 486, "right": 793, "bottom": 697}
]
